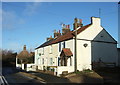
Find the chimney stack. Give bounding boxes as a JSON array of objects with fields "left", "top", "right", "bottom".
[
  {"left": 68, "top": 25, "right": 70, "bottom": 29},
  {"left": 73, "top": 18, "right": 83, "bottom": 30},
  {"left": 47, "top": 36, "right": 53, "bottom": 41},
  {"left": 23, "top": 45, "right": 26, "bottom": 50},
  {"left": 54, "top": 30, "right": 61, "bottom": 38},
  {"left": 91, "top": 17, "right": 100, "bottom": 26},
  {"left": 62, "top": 24, "right": 70, "bottom": 35}
]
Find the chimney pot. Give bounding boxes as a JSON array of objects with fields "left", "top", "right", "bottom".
[
  {"left": 66, "top": 25, "right": 68, "bottom": 28},
  {"left": 54, "top": 30, "right": 56, "bottom": 33},
  {"left": 68, "top": 25, "right": 70, "bottom": 28},
  {"left": 74, "top": 18, "right": 78, "bottom": 23},
  {"left": 80, "top": 19, "right": 82, "bottom": 23},
  {"left": 59, "top": 30, "right": 60, "bottom": 33}
]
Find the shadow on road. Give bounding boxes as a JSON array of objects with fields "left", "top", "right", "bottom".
[
  {"left": 2, "top": 67, "right": 26, "bottom": 76},
  {"left": 94, "top": 67, "right": 120, "bottom": 84},
  {"left": 27, "top": 71, "right": 70, "bottom": 83}
]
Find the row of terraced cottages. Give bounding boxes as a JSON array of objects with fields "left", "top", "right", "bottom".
[{"left": 34, "top": 17, "right": 118, "bottom": 76}]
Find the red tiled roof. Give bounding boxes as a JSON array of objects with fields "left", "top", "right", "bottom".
[
  {"left": 50, "top": 24, "right": 91, "bottom": 45},
  {"left": 60, "top": 48, "right": 73, "bottom": 56},
  {"left": 36, "top": 24, "right": 91, "bottom": 49},
  {"left": 51, "top": 31, "right": 73, "bottom": 44}
]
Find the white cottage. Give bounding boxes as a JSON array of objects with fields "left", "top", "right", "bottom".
[{"left": 35, "top": 17, "right": 118, "bottom": 76}]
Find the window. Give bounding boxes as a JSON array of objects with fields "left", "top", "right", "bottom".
[
  {"left": 39, "top": 53, "right": 41, "bottom": 56},
  {"left": 50, "top": 58, "right": 53, "bottom": 65},
  {"left": 63, "top": 41, "right": 65, "bottom": 48},
  {"left": 42, "top": 58, "right": 44, "bottom": 64},
  {"left": 49, "top": 45, "right": 52, "bottom": 53},
  {"left": 59, "top": 42, "right": 61, "bottom": 52},
  {"left": 58, "top": 57, "right": 61, "bottom": 66}
]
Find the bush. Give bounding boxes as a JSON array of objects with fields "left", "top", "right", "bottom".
[
  {"left": 43, "top": 66, "right": 46, "bottom": 72},
  {"left": 51, "top": 68, "right": 55, "bottom": 72},
  {"left": 47, "top": 66, "right": 50, "bottom": 70}
]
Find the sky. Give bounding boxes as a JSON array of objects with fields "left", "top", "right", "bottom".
[{"left": 1, "top": 2, "right": 119, "bottom": 52}]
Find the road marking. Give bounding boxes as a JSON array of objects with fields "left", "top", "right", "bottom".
[
  {"left": 0, "top": 76, "right": 4, "bottom": 85},
  {"left": 19, "top": 72, "right": 47, "bottom": 84},
  {"left": 1, "top": 75, "right": 9, "bottom": 85}
]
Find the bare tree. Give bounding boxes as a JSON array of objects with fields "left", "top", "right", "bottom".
[{"left": 2, "top": 49, "right": 17, "bottom": 67}]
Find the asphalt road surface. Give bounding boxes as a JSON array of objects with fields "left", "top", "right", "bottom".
[
  {"left": 2, "top": 67, "right": 43, "bottom": 85},
  {"left": 27, "top": 71, "right": 70, "bottom": 83}
]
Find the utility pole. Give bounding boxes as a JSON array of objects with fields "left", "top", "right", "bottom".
[
  {"left": 74, "top": 28, "right": 77, "bottom": 72},
  {"left": 73, "top": 18, "right": 79, "bottom": 73}
]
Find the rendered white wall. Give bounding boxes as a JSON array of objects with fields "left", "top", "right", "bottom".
[
  {"left": 77, "top": 40, "right": 92, "bottom": 71},
  {"left": 57, "top": 66, "right": 74, "bottom": 76},
  {"left": 65, "top": 39, "right": 75, "bottom": 67}
]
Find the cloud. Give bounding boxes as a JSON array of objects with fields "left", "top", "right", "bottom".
[
  {"left": 23, "top": 2, "right": 40, "bottom": 16},
  {"left": 2, "top": 2, "right": 41, "bottom": 30},
  {"left": 2, "top": 10, "right": 25, "bottom": 30}
]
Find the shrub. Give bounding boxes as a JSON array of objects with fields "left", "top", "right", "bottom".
[
  {"left": 51, "top": 68, "right": 55, "bottom": 72},
  {"left": 47, "top": 66, "right": 50, "bottom": 70}
]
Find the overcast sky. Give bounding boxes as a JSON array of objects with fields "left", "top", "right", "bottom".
[{"left": 2, "top": 2, "right": 119, "bottom": 52}]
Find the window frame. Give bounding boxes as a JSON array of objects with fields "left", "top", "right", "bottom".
[
  {"left": 42, "top": 58, "right": 44, "bottom": 65},
  {"left": 59, "top": 42, "right": 61, "bottom": 52},
  {"left": 50, "top": 58, "right": 53, "bottom": 65}
]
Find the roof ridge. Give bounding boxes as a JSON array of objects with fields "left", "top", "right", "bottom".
[{"left": 36, "top": 24, "right": 91, "bottom": 49}]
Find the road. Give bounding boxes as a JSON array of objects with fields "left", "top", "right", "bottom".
[{"left": 2, "top": 67, "right": 43, "bottom": 85}]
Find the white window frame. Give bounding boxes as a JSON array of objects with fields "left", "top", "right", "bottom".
[
  {"left": 50, "top": 58, "right": 53, "bottom": 65},
  {"left": 63, "top": 41, "right": 65, "bottom": 48},
  {"left": 42, "top": 58, "right": 44, "bottom": 65}
]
